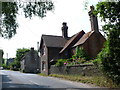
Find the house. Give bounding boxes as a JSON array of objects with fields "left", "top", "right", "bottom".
[
  {"left": 39, "top": 24, "right": 69, "bottom": 74},
  {"left": 39, "top": 6, "right": 106, "bottom": 75},
  {"left": 60, "top": 6, "right": 105, "bottom": 58},
  {"left": 6, "top": 58, "right": 14, "bottom": 66},
  {"left": 21, "top": 48, "right": 40, "bottom": 73}
]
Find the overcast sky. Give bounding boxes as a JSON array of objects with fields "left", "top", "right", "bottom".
[{"left": 0, "top": 0, "right": 103, "bottom": 58}]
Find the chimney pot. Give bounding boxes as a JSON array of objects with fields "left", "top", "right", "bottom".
[{"left": 31, "top": 47, "right": 34, "bottom": 51}]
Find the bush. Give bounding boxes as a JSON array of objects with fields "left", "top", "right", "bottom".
[
  {"left": 97, "top": 40, "right": 120, "bottom": 85},
  {"left": 75, "top": 47, "right": 89, "bottom": 60},
  {"left": 55, "top": 47, "right": 91, "bottom": 66},
  {"left": 2, "top": 64, "right": 10, "bottom": 69},
  {"left": 55, "top": 59, "right": 68, "bottom": 66},
  {"left": 92, "top": 59, "right": 101, "bottom": 66}
]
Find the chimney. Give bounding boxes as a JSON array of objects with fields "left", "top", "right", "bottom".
[
  {"left": 88, "top": 5, "right": 99, "bottom": 32},
  {"left": 61, "top": 22, "right": 68, "bottom": 38},
  {"left": 31, "top": 47, "right": 34, "bottom": 51}
]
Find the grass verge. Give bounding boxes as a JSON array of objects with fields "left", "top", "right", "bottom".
[
  {"left": 38, "top": 73, "right": 48, "bottom": 76},
  {"left": 47, "top": 74, "right": 119, "bottom": 88}
]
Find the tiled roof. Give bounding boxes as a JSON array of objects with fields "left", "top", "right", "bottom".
[
  {"left": 73, "top": 31, "right": 94, "bottom": 47},
  {"left": 41, "top": 35, "right": 69, "bottom": 48},
  {"left": 59, "top": 30, "right": 85, "bottom": 53}
]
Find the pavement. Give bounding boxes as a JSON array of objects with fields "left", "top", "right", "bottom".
[{"left": 0, "top": 70, "right": 98, "bottom": 90}]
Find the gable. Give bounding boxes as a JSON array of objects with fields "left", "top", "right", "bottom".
[
  {"left": 60, "top": 30, "right": 85, "bottom": 53},
  {"left": 73, "top": 31, "right": 94, "bottom": 47},
  {"left": 73, "top": 31, "right": 106, "bottom": 47}
]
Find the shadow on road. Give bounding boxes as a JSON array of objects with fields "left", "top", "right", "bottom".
[
  {"left": 2, "top": 74, "right": 51, "bottom": 89},
  {"left": 1, "top": 74, "right": 90, "bottom": 90},
  {"left": 2, "top": 74, "right": 12, "bottom": 83}
]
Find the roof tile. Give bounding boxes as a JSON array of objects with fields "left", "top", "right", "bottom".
[{"left": 42, "top": 35, "right": 69, "bottom": 48}]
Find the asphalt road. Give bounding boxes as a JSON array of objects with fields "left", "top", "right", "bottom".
[{"left": 0, "top": 70, "right": 96, "bottom": 90}]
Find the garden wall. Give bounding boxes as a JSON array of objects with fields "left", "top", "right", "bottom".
[{"left": 50, "top": 64, "right": 102, "bottom": 76}]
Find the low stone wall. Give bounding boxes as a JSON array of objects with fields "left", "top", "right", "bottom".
[{"left": 50, "top": 64, "right": 102, "bottom": 76}]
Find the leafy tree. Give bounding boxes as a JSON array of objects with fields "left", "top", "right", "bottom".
[
  {"left": 0, "top": 49, "right": 4, "bottom": 66},
  {"left": 13, "top": 48, "right": 30, "bottom": 69},
  {"left": 95, "top": 1, "right": 120, "bottom": 85},
  {"left": 95, "top": 1, "right": 120, "bottom": 36},
  {"left": 0, "top": 49, "right": 4, "bottom": 56},
  {"left": 0, "top": 1, "right": 54, "bottom": 39}
]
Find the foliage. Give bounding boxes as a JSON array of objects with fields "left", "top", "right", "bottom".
[
  {"left": 0, "top": 49, "right": 4, "bottom": 67},
  {"left": 2, "top": 63, "right": 10, "bottom": 69},
  {"left": 92, "top": 58, "right": 101, "bottom": 66},
  {"left": 55, "top": 59, "right": 68, "bottom": 66},
  {"left": 66, "top": 47, "right": 89, "bottom": 66},
  {"left": 0, "top": 49, "right": 4, "bottom": 56},
  {"left": 0, "top": 1, "right": 54, "bottom": 39},
  {"left": 10, "top": 61, "right": 19, "bottom": 71},
  {"left": 95, "top": 1, "right": 120, "bottom": 85},
  {"left": 12, "top": 48, "right": 30, "bottom": 69},
  {"left": 74, "top": 47, "right": 89, "bottom": 60},
  {"left": 95, "top": 1, "right": 120, "bottom": 36},
  {"left": 55, "top": 47, "right": 90, "bottom": 66}
]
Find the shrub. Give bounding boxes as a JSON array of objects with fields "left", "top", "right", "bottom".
[
  {"left": 92, "top": 59, "right": 101, "bottom": 66},
  {"left": 55, "top": 59, "right": 68, "bottom": 66},
  {"left": 75, "top": 47, "right": 89, "bottom": 60},
  {"left": 97, "top": 40, "right": 120, "bottom": 85},
  {"left": 55, "top": 47, "right": 90, "bottom": 66}
]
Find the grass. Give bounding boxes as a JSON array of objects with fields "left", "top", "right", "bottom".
[
  {"left": 43, "top": 74, "right": 119, "bottom": 88},
  {"left": 38, "top": 73, "right": 48, "bottom": 76}
]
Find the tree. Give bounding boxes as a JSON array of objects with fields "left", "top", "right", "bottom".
[
  {"left": 0, "top": 49, "right": 4, "bottom": 57},
  {"left": 95, "top": 1, "right": 120, "bottom": 85},
  {"left": 0, "top": 49, "right": 4, "bottom": 64},
  {"left": 0, "top": 1, "right": 54, "bottom": 39},
  {"left": 13, "top": 48, "right": 30, "bottom": 69}
]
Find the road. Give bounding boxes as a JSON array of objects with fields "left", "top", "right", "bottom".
[{"left": 0, "top": 70, "right": 96, "bottom": 90}]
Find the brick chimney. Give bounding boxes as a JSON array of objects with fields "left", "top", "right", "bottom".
[
  {"left": 88, "top": 5, "right": 99, "bottom": 32},
  {"left": 31, "top": 47, "right": 34, "bottom": 51},
  {"left": 61, "top": 22, "right": 68, "bottom": 38}
]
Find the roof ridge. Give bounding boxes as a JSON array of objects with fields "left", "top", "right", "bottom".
[
  {"left": 42, "top": 34, "right": 63, "bottom": 37},
  {"left": 73, "top": 31, "right": 94, "bottom": 47}
]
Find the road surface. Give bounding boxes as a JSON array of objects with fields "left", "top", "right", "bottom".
[{"left": 0, "top": 70, "right": 96, "bottom": 89}]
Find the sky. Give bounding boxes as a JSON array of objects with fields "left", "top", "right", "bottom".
[{"left": 0, "top": 0, "right": 103, "bottom": 58}]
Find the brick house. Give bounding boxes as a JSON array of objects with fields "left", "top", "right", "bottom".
[
  {"left": 60, "top": 6, "right": 105, "bottom": 58},
  {"left": 39, "top": 29, "right": 69, "bottom": 75},
  {"left": 21, "top": 48, "right": 40, "bottom": 73},
  {"left": 39, "top": 6, "right": 106, "bottom": 75}
]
